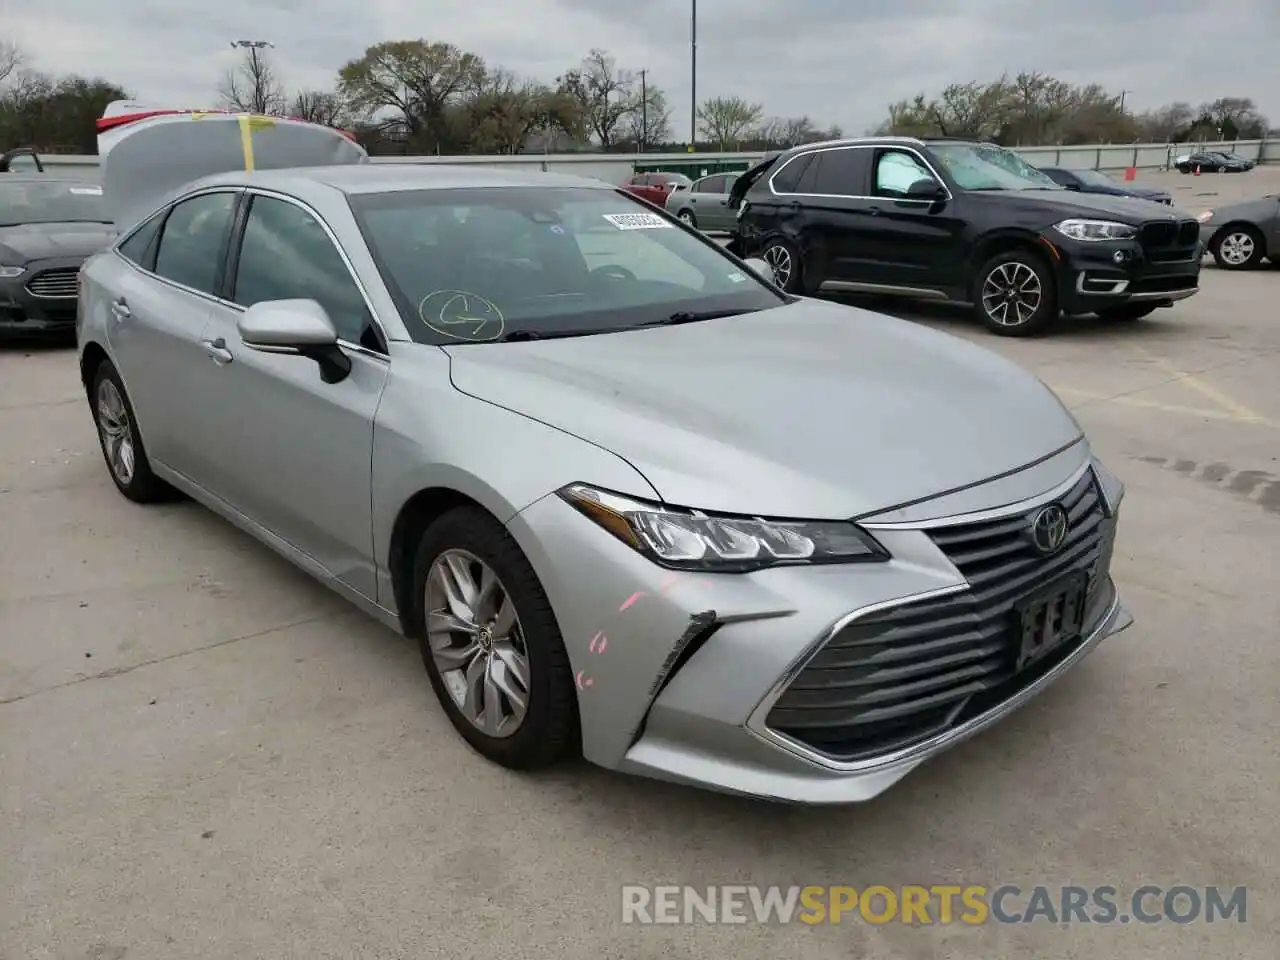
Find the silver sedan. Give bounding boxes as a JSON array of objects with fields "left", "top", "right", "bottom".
[
  {"left": 1196, "top": 193, "right": 1280, "bottom": 269},
  {"left": 77, "top": 116, "right": 1132, "bottom": 803},
  {"left": 665, "top": 172, "right": 740, "bottom": 232}
]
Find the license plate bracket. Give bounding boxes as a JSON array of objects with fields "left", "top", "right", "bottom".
[{"left": 1013, "top": 570, "right": 1088, "bottom": 670}]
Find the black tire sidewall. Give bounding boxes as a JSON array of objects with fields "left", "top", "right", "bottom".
[
  {"left": 972, "top": 251, "right": 1058, "bottom": 336},
  {"left": 761, "top": 237, "right": 802, "bottom": 293},
  {"left": 1212, "top": 227, "right": 1264, "bottom": 270},
  {"left": 677, "top": 209, "right": 697, "bottom": 228},
  {"left": 410, "top": 506, "right": 577, "bottom": 769}
]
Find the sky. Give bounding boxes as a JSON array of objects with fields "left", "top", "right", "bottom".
[{"left": 4, "top": 0, "right": 1278, "bottom": 139}]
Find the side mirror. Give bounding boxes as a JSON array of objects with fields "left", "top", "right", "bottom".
[
  {"left": 238, "top": 299, "right": 352, "bottom": 384},
  {"left": 905, "top": 178, "right": 947, "bottom": 202},
  {"left": 743, "top": 257, "right": 776, "bottom": 284}
]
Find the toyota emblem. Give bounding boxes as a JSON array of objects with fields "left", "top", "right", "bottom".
[{"left": 1030, "top": 503, "right": 1069, "bottom": 555}]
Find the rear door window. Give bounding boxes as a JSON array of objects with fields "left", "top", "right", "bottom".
[
  {"left": 770, "top": 153, "right": 813, "bottom": 193},
  {"left": 809, "top": 148, "right": 870, "bottom": 196},
  {"left": 152, "top": 191, "right": 238, "bottom": 295}
]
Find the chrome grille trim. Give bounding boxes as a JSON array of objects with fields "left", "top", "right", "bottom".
[
  {"left": 25, "top": 268, "right": 79, "bottom": 299},
  {"left": 759, "top": 468, "right": 1117, "bottom": 763}
]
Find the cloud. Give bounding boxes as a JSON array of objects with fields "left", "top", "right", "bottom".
[{"left": 4, "top": 0, "right": 1277, "bottom": 136}]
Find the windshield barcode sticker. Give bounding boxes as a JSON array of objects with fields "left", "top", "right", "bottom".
[{"left": 603, "top": 213, "right": 672, "bottom": 230}]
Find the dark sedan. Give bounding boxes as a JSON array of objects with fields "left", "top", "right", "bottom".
[
  {"left": 1039, "top": 167, "right": 1172, "bottom": 205},
  {"left": 0, "top": 177, "right": 117, "bottom": 338},
  {"left": 1174, "top": 151, "right": 1252, "bottom": 174}
]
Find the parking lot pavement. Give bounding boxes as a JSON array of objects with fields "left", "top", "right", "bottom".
[{"left": 3, "top": 258, "right": 1279, "bottom": 960}]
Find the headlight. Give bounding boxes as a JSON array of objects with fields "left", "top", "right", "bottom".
[
  {"left": 1053, "top": 219, "right": 1137, "bottom": 242},
  {"left": 1195, "top": 210, "right": 1214, "bottom": 223},
  {"left": 558, "top": 484, "right": 889, "bottom": 572},
  {"left": 0, "top": 265, "right": 25, "bottom": 278}
]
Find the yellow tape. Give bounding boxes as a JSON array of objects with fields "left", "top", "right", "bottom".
[{"left": 238, "top": 114, "right": 255, "bottom": 171}]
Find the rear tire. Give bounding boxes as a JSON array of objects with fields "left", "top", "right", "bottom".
[
  {"left": 1096, "top": 303, "right": 1159, "bottom": 321},
  {"left": 760, "top": 237, "right": 802, "bottom": 293},
  {"left": 90, "top": 361, "right": 173, "bottom": 503},
  {"left": 971, "top": 250, "right": 1058, "bottom": 337},
  {"left": 1210, "top": 225, "right": 1265, "bottom": 270},
  {"left": 410, "top": 506, "right": 578, "bottom": 770}
]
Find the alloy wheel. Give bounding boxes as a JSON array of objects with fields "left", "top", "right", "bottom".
[
  {"left": 96, "top": 379, "right": 136, "bottom": 486},
  {"left": 678, "top": 210, "right": 695, "bottom": 225},
  {"left": 981, "top": 261, "right": 1043, "bottom": 327},
  {"left": 425, "top": 549, "right": 531, "bottom": 738},
  {"left": 1218, "top": 231, "right": 1255, "bottom": 267},
  {"left": 763, "top": 244, "right": 793, "bottom": 288}
]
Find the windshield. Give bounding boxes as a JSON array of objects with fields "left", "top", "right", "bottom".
[
  {"left": 656, "top": 173, "right": 692, "bottom": 186},
  {"left": 930, "top": 143, "right": 1062, "bottom": 191},
  {"left": 0, "top": 180, "right": 108, "bottom": 226},
  {"left": 349, "top": 186, "right": 785, "bottom": 344}
]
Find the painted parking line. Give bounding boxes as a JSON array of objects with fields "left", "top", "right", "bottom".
[
  {"left": 1129, "top": 345, "right": 1266, "bottom": 423},
  {"left": 1050, "top": 386, "right": 1279, "bottom": 428}
]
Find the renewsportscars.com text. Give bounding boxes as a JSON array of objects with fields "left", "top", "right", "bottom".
[{"left": 621, "top": 884, "right": 1247, "bottom": 925}]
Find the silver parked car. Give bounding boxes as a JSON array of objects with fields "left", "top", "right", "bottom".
[
  {"left": 78, "top": 114, "right": 1133, "bottom": 803},
  {"left": 1196, "top": 193, "right": 1279, "bottom": 269},
  {"left": 665, "top": 172, "right": 740, "bottom": 232}
]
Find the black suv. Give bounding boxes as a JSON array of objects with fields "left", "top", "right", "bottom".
[{"left": 727, "top": 137, "right": 1202, "bottom": 336}]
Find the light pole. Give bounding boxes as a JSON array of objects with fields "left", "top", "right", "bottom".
[
  {"left": 640, "top": 68, "right": 648, "bottom": 152},
  {"left": 690, "top": 0, "right": 697, "bottom": 150}
]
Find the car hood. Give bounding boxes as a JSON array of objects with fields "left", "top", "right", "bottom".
[
  {"left": 973, "top": 189, "right": 1189, "bottom": 222},
  {"left": 443, "top": 299, "right": 1083, "bottom": 519},
  {"left": 0, "top": 222, "right": 117, "bottom": 262}
]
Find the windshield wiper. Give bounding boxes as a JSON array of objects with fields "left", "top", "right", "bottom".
[
  {"left": 496, "top": 328, "right": 614, "bottom": 342},
  {"left": 640, "top": 308, "right": 749, "bottom": 327}
]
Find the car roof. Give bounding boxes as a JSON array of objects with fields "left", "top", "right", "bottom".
[{"left": 186, "top": 163, "right": 615, "bottom": 197}]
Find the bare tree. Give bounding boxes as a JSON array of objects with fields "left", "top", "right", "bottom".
[
  {"left": 0, "top": 39, "right": 21, "bottom": 87},
  {"left": 556, "top": 49, "right": 640, "bottom": 150},
  {"left": 623, "top": 86, "right": 671, "bottom": 148},
  {"left": 290, "top": 90, "right": 349, "bottom": 127},
  {"left": 219, "top": 45, "right": 286, "bottom": 115},
  {"left": 696, "top": 96, "right": 763, "bottom": 150}
]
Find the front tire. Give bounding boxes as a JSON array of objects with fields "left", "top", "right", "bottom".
[
  {"left": 1211, "top": 226, "right": 1265, "bottom": 270},
  {"left": 761, "top": 237, "right": 802, "bottom": 293},
  {"left": 1096, "top": 303, "right": 1159, "bottom": 322},
  {"left": 972, "top": 250, "right": 1058, "bottom": 336},
  {"left": 676, "top": 208, "right": 698, "bottom": 228},
  {"left": 410, "top": 506, "right": 577, "bottom": 770},
  {"left": 91, "top": 360, "right": 171, "bottom": 503}
]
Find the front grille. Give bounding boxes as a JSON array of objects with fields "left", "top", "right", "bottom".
[
  {"left": 765, "top": 470, "right": 1116, "bottom": 761},
  {"left": 25, "top": 268, "right": 79, "bottom": 299},
  {"left": 1138, "top": 219, "right": 1199, "bottom": 257}
]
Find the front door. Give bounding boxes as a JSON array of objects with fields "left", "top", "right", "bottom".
[
  {"left": 185, "top": 192, "right": 389, "bottom": 599},
  {"left": 843, "top": 148, "right": 968, "bottom": 292}
]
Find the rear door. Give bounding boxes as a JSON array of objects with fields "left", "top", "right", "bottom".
[
  {"left": 788, "top": 146, "right": 873, "bottom": 285},
  {"left": 689, "top": 174, "right": 729, "bottom": 229},
  {"left": 104, "top": 189, "right": 240, "bottom": 478}
]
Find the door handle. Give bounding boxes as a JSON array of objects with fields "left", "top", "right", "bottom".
[
  {"left": 110, "top": 298, "right": 130, "bottom": 320},
  {"left": 202, "top": 337, "right": 233, "bottom": 365}
]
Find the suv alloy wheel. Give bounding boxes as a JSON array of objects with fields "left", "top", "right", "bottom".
[{"left": 972, "top": 250, "right": 1058, "bottom": 336}]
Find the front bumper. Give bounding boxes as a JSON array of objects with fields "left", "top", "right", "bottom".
[
  {"left": 0, "top": 258, "right": 81, "bottom": 336},
  {"left": 508, "top": 454, "right": 1132, "bottom": 803},
  {"left": 1052, "top": 233, "right": 1201, "bottom": 315}
]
